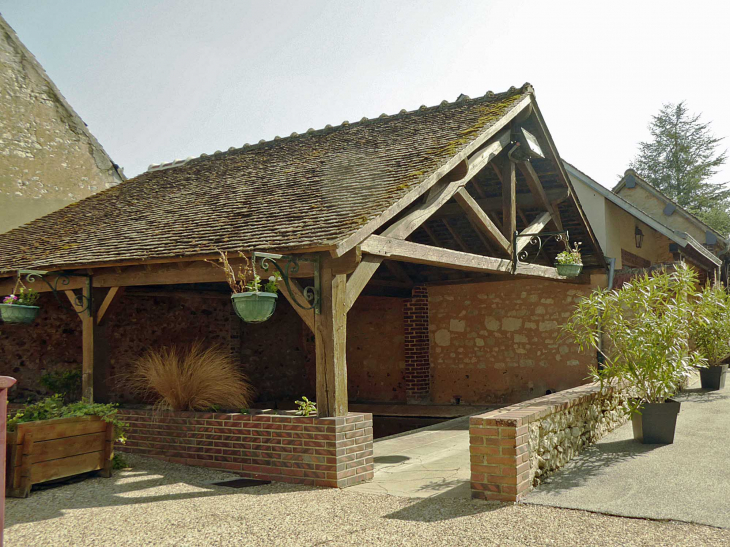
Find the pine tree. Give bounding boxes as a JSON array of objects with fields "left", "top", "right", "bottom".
[{"left": 629, "top": 102, "right": 729, "bottom": 234}]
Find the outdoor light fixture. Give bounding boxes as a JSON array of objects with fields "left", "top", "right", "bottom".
[
  {"left": 508, "top": 127, "right": 545, "bottom": 162},
  {"left": 635, "top": 226, "right": 644, "bottom": 248}
]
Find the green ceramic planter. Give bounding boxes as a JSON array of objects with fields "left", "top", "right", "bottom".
[
  {"left": 556, "top": 263, "right": 583, "bottom": 278},
  {"left": 231, "top": 292, "right": 277, "bottom": 323},
  {"left": 0, "top": 304, "right": 40, "bottom": 324}
]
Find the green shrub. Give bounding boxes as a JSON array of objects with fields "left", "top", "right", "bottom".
[
  {"left": 40, "top": 368, "right": 82, "bottom": 403},
  {"left": 691, "top": 282, "right": 730, "bottom": 366},
  {"left": 7, "top": 394, "right": 128, "bottom": 443},
  {"left": 112, "top": 454, "right": 130, "bottom": 470}
]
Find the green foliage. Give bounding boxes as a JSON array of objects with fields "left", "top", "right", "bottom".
[
  {"left": 7, "top": 394, "right": 128, "bottom": 443},
  {"left": 295, "top": 396, "right": 317, "bottom": 417},
  {"left": 246, "top": 272, "right": 282, "bottom": 294},
  {"left": 629, "top": 101, "right": 729, "bottom": 234},
  {"left": 555, "top": 242, "right": 582, "bottom": 265},
  {"left": 112, "top": 453, "right": 130, "bottom": 470},
  {"left": 690, "top": 283, "right": 730, "bottom": 366},
  {"left": 3, "top": 288, "right": 40, "bottom": 306},
  {"left": 562, "top": 263, "right": 705, "bottom": 407},
  {"left": 39, "top": 369, "right": 82, "bottom": 403}
]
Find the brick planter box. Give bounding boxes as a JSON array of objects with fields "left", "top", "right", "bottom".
[
  {"left": 117, "top": 409, "right": 374, "bottom": 488},
  {"left": 470, "top": 382, "right": 629, "bottom": 502}
]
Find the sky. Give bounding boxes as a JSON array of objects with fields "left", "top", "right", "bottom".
[{"left": 2, "top": 0, "right": 729, "bottom": 187}]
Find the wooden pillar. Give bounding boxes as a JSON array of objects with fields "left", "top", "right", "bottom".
[
  {"left": 501, "top": 158, "right": 516, "bottom": 242},
  {"left": 81, "top": 279, "right": 94, "bottom": 402},
  {"left": 314, "top": 256, "right": 348, "bottom": 417},
  {"left": 0, "top": 375, "right": 17, "bottom": 543}
]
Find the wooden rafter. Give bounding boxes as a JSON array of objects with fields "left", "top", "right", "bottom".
[
  {"left": 517, "top": 161, "right": 563, "bottom": 232},
  {"left": 501, "top": 158, "right": 516, "bottom": 241},
  {"left": 422, "top": 223, "right": 444, "bottom": 247},
  {"left": 442, "top": 219, "right": 470, "bottom": 252},
  {"left": 383, "top": 261, "right": 414, "bottom": 287},
  {"left": 515, "top": 212, "right": 552, "bottom": 254},
  {"left": 344, "top": 129, "right": 512, "bottom": 311},
  {"left": 454, "top": 188, "right": 511, "bottom": 255},
  {"left": 360, "top": 235, "right": 565, "bottom": 280}
]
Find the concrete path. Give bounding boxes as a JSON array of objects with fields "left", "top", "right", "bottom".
[
  {"left": 350, "top": 415, "right": 472, "bottom": 499},
  {"left": 526, "top": 384, "right": 730, "bottom": 529}
]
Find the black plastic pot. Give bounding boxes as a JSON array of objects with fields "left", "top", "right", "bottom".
[
  {"left": 699, "top": 364, "right": 728, "bottom": 390},
  {"left": 631, "top": 399, "right": 681, "bottom": 444}
]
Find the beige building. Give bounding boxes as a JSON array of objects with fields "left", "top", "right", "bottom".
[
  {"left": 0, "top": 15, "right": 123, "bottom": 234},
  {"left": 565, "top": 162, "right": 722, "bottom": 285}
]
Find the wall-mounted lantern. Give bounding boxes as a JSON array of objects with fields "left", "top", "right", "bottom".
[{"left": 635, "top": 226, "right": 644, "bottom": 249}]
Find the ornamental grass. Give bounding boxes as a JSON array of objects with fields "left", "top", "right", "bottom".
[{"left": 127, "top": 341, "right": 253, "bottom": 411}]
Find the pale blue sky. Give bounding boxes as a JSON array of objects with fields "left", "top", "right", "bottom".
[{"left": 2, "top": 1, "right": 729, "bottom": 186}]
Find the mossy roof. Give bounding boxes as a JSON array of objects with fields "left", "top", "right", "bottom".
[{"left": 0, "top": 85, "right": 530, "bottom": 272}]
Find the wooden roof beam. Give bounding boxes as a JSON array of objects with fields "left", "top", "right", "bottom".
[
  {"left": 515, "top": 212, "right": 552, "bottom": 254},
  {"left": 361, "top": 235, "right": 566, "bottom": 280},
  {"left": 517, "top": 161, "right": 563, "bottom": 232},
  {"left": 454, "top": 188, "right": 510, "bottom": 255}
]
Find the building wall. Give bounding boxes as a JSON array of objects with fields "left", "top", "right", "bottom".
[
  {"left": 570, "top": 175, "right": 608, "bottom": 256},
  {"left": 615, "top": 185, "right": 708, "bottom": 245},
  {"left": 0, "top": 16, "right": 121, "bottom": 233},
  {"left": 608, "top": 201, "right": 675, "bottom": 268},
  {"left": 428, "top": 279, "right": 594, "bottom": 405}
]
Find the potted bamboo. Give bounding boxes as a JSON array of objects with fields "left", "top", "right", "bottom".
[
  {"left": 563, "top": 263, "right": 704, "bottom": 444},
  {"left": 0, "top": 288, "right": 40, "bottom": 324},
  {"left": 691, "top": 282, "right": 730, "bottom": 390},
  {"left": 208, "top": 251, "right": 282, "bottom": 323},
  {"left": 555, "top": 242, "right": 583, "bottom": 278}
]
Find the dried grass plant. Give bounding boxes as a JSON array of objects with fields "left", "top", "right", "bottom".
[
  {"left": 127, "top": 342, "right": 254, "bottom": 411},
  {"left": 206, "top": 250, "right": 252, "bottom": 294}
]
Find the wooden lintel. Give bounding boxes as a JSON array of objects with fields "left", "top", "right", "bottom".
[
  {"left": 277, "top": 278, "right": 315, "bottom": 333},
  {"left": 454, "top": 188, "right": 511, "bottom": 255},
  {"left": 361, "top": 235, "right": 566, "bottom": 280},
  {"left": 96, "top": 287, "right": 125, "bottom": 326},
  {"left": 515, "top": 212, "right": 553, "bottom": 254}
]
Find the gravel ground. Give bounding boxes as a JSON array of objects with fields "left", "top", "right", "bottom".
[{"left": 6, "top": 454, "right": 730, "bottom": 547}]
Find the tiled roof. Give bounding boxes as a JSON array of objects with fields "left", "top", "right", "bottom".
[{"left": 0, "top": 85, "right": 530, "bottom": 272}]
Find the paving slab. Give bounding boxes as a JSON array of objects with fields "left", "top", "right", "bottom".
[
  {"left": 526, "top": 384, "right": 730, "bottom": 529},
  {"left": 349, "top": 415, "right": 472, "bottom": 499}
]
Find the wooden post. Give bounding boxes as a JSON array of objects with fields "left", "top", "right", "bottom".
[
  {"left": 0, "top": 376, "right": 17, "bottom": 542},
  {"left": 315, "top": 256, "right": 348, "bottom": 417},
  {"left": 80, "top": 279, "right": 94, "bottom": 402},
  {"left": 501, "top": 158, "right": 516, "bottom": 242}
]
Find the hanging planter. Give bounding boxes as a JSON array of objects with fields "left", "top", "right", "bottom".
[
  {"left": 555, "top": 242, "right": 583, "bottom": 278},
  {"left": 231, "top": 291, "right": 278, "bottom": 323},
  {"left": 1, "top": 289, "right": 40, "bottom": 324}
]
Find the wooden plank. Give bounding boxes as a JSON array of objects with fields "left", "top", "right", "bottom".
[
  {"left": 315, "top": 258, "right": 348, "bottom": 417},
  {"left": 501, "top": 159, "right": 516, "bottom": 241},
  {"left": 517, "top": 161, "right": 563, "bottom": 231},
  {"left": 515, "top": 212, "right": 553, "bottom": 254},
  {"left": 277, "top": 278, "right": 315, "bottom": 333},
  {"left": 96, "top": 286, "right": 125, "bottom": 326},
  {"left": 15, "top": 416, "right": 106, "bottom": 444},
  {"left": 344, "top": 255, "right": 383, "bottom": 312},
  {"left": 99, "top": 424, "right": 115, "bottom": 478},
  {"left": 361, "top": 235, "right": 565, "bottom": 280},
  {"left": 30, "top": 451, "right": 105, "bottom": 485},
  {"left": 29, "top": 432, "right": 106, "bottom": 464},
  {"left": 454, "top": 188, "right": 511, "bottom": 255}
]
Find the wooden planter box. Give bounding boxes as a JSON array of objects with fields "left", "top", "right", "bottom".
[{"left": 6, "top": 415, "right": 114, "bottom": 498}]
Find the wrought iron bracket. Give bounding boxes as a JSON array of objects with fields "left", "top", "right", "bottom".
[
  {"left": 15, "top": 269, "right": 93, "bottom": 316},
  {"left": 512, "top": 231, "right": 570, "bottom": 271},
  {"left": 251, "top": 253, "right": 321, "bottom": 315}
]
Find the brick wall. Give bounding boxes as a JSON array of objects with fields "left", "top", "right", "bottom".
[
  {"left": 428, "top": 278, "right": 594, "bottom": 405},
  {"left": 117, "top": 409, "right": 374, "bottom": 488},
  {"left": 404, "top": 286, "right": 430, "bottom": 402},
  {"left": 470, "top": 382, "right": 629, "bottom": 502}
]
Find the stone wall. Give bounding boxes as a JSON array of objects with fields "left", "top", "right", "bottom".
[
  {"left": 470, "top": 382, "right": 629, "bottom": 502},
  {"left": 0, "top": 16, "right": 121, "bottom": 233},
  {"left": 117, "top": 408, "right": 374, "bottom": 488},
  {"left": 428, "top": 278, "right": 594, "bottom": 405}
]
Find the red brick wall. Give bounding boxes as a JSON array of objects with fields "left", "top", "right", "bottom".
[
  {"left": 428, "top": 279, "right": 594, "bottom": 405},
  {"left": 117, "top": 409, "right": 374, "bottom": 488},
  {"left": 404, "top": 286, "right": 430, "bottom": 402}
]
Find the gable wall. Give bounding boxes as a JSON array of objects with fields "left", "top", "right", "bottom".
[
  {"left": 616, "top": 186, "right": 707, "bottom": 244},
  {"left": 0, "top": 19, "right": 120, "bottom": 233}
]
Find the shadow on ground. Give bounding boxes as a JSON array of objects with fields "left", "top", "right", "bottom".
[
  {"left": 6, "top": 460, "right": 313, "bottom": 526},
  {"left": 534, "top": 438, "right": 663, "bottom": 494},
  {"left": 383, "top": 487, "right": 502, "bottom": 522}
]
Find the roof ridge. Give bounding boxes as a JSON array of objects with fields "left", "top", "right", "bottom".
[{"left": 147, "top": 82, "right": 534, "bottom": 172}]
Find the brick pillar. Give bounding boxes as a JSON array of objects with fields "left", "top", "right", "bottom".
[{"left": 404, "top": 285, "right": 430, "bottom": 403}]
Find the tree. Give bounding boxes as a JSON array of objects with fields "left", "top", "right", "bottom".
[{"left": 629, "top": 102, "right": 729, "bottom": 234}]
